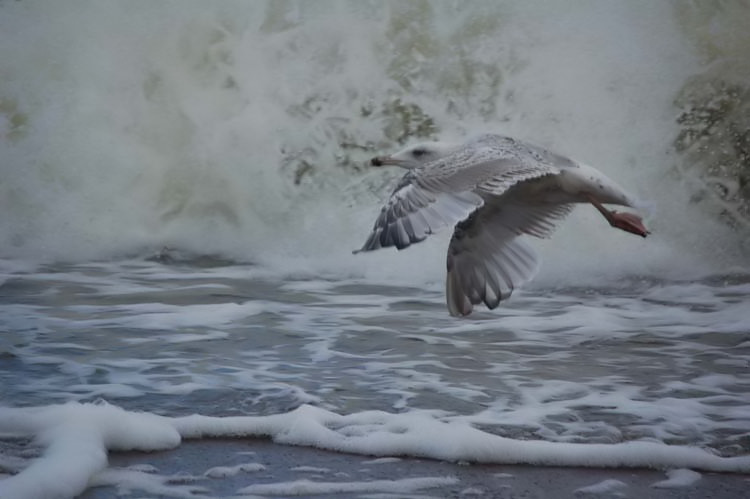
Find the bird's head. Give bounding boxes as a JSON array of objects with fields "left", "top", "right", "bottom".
[{"left": 370, "top": 141, "right": 460, "bottom": 169}]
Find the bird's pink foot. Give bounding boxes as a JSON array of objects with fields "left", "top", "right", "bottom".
[
  {"left": 587, "top": 195, "right": 650, "bottom": 238},
  {"left": 610, "top": 211, "right": 649, "bottom": 237}
]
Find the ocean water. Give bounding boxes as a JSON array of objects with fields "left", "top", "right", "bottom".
[{"left": 1, "top": 1, "right": 749, "bottom": 498}]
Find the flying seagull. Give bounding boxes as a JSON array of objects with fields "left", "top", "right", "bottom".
[{"left": 355, "top": 134, "right": 649, "bottom": 317}]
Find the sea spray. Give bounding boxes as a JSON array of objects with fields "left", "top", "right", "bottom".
[{"left": 0, "top": 1, "right": 747, "bottom": 282}]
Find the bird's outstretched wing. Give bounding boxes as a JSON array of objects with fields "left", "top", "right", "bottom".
[
  {"left": 354, "top": 172, "right": 483, "bottom": 252},
  {"left": 355, "top": 140, "right": 562, "bottom": 253},
  {"left": 445, "top": 197, "right": 574, "bottom": 316}
]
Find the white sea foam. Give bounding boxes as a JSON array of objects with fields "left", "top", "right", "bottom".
[
  {"left": 62, "top": 302, "right": 264, "bottom": 330},
  {"left": 0, "top": 402, "right": 179, "bottom": 498},
  {"left": 650, "top": 468, "right": 702, "bottom": 488},
  {"left": 89, "top": 468, "right": 208, "bottom": 498},
  {"left": 291, "top": 465, "right": 331, "bottom": 473},
  {"left": 574, "top": 478, "right": 627, "bottom": 496},
  {"left": 3, "top": 264, "right": 748, "bottom": 444},
  {"left": 204, "top": 462, "right": 265, "bottom": 478},
  {"left": 1, "top": 402, "right": 748, "bottom": 498}
]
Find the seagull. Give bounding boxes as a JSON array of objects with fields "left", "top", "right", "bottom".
[{"left": 355, "top": 134, "right": 649, "bottom": 317}]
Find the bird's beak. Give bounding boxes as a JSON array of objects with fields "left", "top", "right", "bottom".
[{"left": 370, "top": 155, "right": 406, "bottom": 167}]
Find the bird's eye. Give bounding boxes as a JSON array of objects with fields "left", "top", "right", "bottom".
[{"left": 412, "top": 148, "right": 427, "bottom": 158}]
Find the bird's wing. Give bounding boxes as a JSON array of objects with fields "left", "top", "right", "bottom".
[
  {"left": 421, "top": 140, "right": 563, "bottom": 196},
  {"left": 445, "top": 199, "right": 574, "bottom": 316},
  {"left": 355, "top": 145, "right": 560, "bottom": 253},
  {"left": 355, "top": 170, "right": 482, "bottom": 253}
]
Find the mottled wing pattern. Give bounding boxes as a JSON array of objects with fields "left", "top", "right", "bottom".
[
  {"left": 468, "top": 135, "right": 567, "bottom": 195},
  {"left": 356, "top": 137, "right": 563, "bottom": 253},
  {"left": 355, "top": 171, "right": 484, "bottom": 252}
]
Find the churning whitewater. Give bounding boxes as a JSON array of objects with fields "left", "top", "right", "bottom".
[{"left": 1, "top": 1, "right": 749, "bottom": 498}]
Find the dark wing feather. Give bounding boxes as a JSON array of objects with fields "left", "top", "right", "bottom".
[{"left": 355, "top": 175, "right": 483, "bottom": 252}]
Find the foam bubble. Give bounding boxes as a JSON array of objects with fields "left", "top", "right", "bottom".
[
  {"left": 651, "top": 468, "right": 702, "bottom": 489},
  {"left": 204, "top": 462, "right": 265, "bottom": 478},
  {"left": 574, "top": 478, "right": 627, "bottom": 495}
]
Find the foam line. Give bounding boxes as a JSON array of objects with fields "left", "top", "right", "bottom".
[
  {"left": 2, "top": 402, "right": 748, "bottom": 498},
  {"left": 173, "top": 405, "right": 750, "bottom": 472},
  {"left": 0, "top": 402, "right": 180, "bottom": 498}
]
